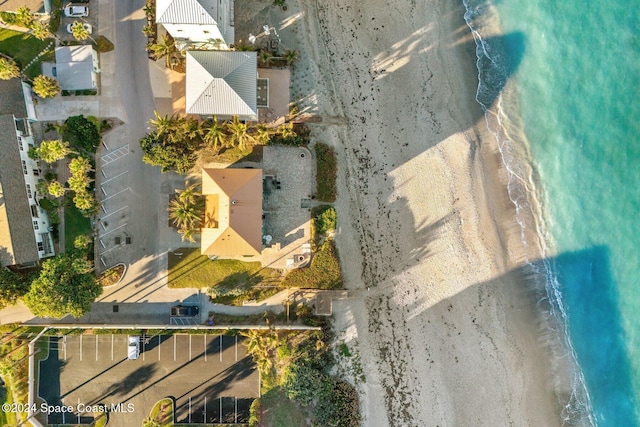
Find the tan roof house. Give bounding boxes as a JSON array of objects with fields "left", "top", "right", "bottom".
[
  {"left": 0, "top": 0, "right": 51, "bottom": 14},
  {"left": 186, "top": 50, "right": 258, "bottom": 121},
  {"left": 201, "top": 168, "right": 262, "bottom": 261}
]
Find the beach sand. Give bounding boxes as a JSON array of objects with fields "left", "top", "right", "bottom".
[{"left": 238, "top": 0, "right": 564, "bottom": 425}]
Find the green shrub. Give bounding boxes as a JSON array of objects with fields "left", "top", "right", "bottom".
[
  {"left": 312, "top": 205, "right": 336, "bottom": 248},
  {"left": 281, "top": 240, "right": 343, "bottom": 289},
  {"left": 64, "top": 115, "right": 100, "bottom": 152},
  {"left": 248, "top": 398, "right": 261, "bottom": 427},
  {"left": 315, "top": 143, "right": 337, "bottom": 202}
]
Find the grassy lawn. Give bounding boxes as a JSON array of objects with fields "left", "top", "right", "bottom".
[
  {"left": 64, "top": 202, "right": 92, "bottom": 251},
  {"left": 168, "top": 248, "right": 281, "bottom": 291},
  {"left": 258, "top": 387, "right": 308, "bottom": 427},
  {"left": 0, "top": 29, "right": 54, "bottom": 79},
  {"left": 281, "top": 240, "right": 343, "bottom": 289}
]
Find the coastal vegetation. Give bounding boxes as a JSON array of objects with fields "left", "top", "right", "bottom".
[
  {"left": 22, "top": 252, "right": 102, "bottom": 319},
  {"left": 314, "top": 143, "right": 337, "bottom": 202},
  {"left": 140, "top": 111, "right": 307, "bottom": 174},
  {"left": 244, "top": 327, "right": 360, "bottom": 427}
]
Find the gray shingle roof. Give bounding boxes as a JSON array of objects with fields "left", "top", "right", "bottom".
[
  {"left": 186, "top": 51, "right": 257, "bottom": 120},
  {"left": 0, "top": 114, "right": 39, "bottom": 267},
  {"left": 0, "top": 79, "right": 27, "bottom": 118},
  {"left": 156, "top": 0, "right": 218, "bottom": 25}
]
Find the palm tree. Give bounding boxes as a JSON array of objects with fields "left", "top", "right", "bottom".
[
  {"left": 0, "top": 57, "right": 21, "bottom": 80},
  {"left": 149, "top": 110, "right": 177, "bottom": 139},
  {"left": 283, "top": 49, "right": 299, "bottom": 67},
  {"left": 254, "top": 123, "right": 272, "bottom": 144},
  {"left": 69, "top": 21, "right": 90, "bottom": 41},
  {"left": 47, "top": 180, "right": 66, "bottom": 198},
  {"left": 226, "top": 116, "right": 253, "bottom": 151},
  {"left": 150, "top": 33, "right": 177, "bottom": 68},
  {"left": 32, "top": 75, "right": 60, "bottom": 98},
  {"left": 68, "top": 174, "right": 92, "bottom": 193},
  {"left": 203, "top": 117, "right": 227, "bottom": 151},
  {"left": 279, "top": 122, "right": 296, "bottom": 139},
  {"left": 69, "top": 156, "right": 92, "bottom": 176},
  {"left": 142, "top": 24, "right": 155, "bottom": 37},
  {"left": 73, "top": 191, "right": 96, "bottom": 211},
  {"left": 35, "top": 139, "right": 72, "bottom": 163},
  {"left": 258, "top": 49, "right": 272, "bottom": 67},
  {"left": 30, "top": 21, "right": 50, "bottom": 41},
  {"left": 15, "top": 6, "right": 34, "bottom": 28},
  {"left": 168, "top": 186, "right": 204, "bottom": 242}
]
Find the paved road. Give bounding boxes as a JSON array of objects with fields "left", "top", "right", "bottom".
[{"left": 38, "top": 334, "right": 258, "bottom": 425}]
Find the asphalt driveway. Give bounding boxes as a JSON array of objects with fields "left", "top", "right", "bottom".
[{"left": 38, "top": 334, "right": 259, "bottom": 425}]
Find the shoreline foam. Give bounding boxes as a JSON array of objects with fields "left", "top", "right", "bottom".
[
  {"left": 285, "top": 0, "right": 571, "bottom": 424},
  {"left": 462, "top": 0, "right": 595, "bottom": 423}
]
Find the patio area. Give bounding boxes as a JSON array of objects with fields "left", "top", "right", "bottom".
[{"left": 232, "top": 145, "right": 312, "bottom": 269}]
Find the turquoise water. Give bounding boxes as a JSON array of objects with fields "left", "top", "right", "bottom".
[{"left": 464, "top": 0, "right": 640, "bottom": 425}]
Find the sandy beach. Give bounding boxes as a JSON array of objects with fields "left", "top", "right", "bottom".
[{"left": 252, "top": 0, "right": 566, "bottom": 425}]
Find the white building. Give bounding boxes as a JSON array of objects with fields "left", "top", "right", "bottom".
[
  {"left": 0, "top": 80, "right": 54, "bottom": 268},
  {"left": 186, "top": 50, "right": 257, "bottom": 120},
  {"left": 51, "top": 45, "right": 100, "bottom": 91},
  {"left": 156, "top": 0, "right": 235, "bottom": 50}
]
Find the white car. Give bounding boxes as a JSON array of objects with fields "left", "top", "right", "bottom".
[
  {"left": 66, "top": 22, "right": 92, "bottom": 34},
  {"left": 127, "top": 336, "right": 140, "bottom": 360},
  {"left": 64, "top": 5, "right": 89, "bottom": 17}
]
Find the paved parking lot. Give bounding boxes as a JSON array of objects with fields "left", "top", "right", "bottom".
[{"left": 39, "top": 334, "right": 259, "bottom": 425}]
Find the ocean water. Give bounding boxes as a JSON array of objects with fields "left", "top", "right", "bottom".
[{"left": 463, "top": 0, "right": 640, "bottom": 425}]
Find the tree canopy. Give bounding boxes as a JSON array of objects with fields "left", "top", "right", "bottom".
[
  {"left": 34, "top": 139, "right": 72, "bottom": 163},
  {"left": 0, "top": 57, "right": 20, "bottom": 80},
  {"left": 32, "top": 75, "right": 60, "bottom": 98},
  {"left": 22, "top": 253, "right": 102, "bottom": 319},
  {"left": 0, "top": 267, "right": 31, "bottom": 310}
]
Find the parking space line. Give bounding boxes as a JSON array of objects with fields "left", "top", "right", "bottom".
[
  {"left": 95, "top": 335, "right": 98, "bottom": 361},
  {"left": 188, "top": 397, "right": 192, "bottom": 423},
  {"left": 235, "top": 397, "right": 238, "bottom": 424},
  {"left": 204, "top": 396, "right": 207, "bottom": 422},
  {"left": 204, "top": 334, "right": 207, "bottom": 361},
  {"left": 235, "top": 335, "right": 238, "bottom": 361},
  {"left": 79, "top": 335, "right": 82, "bottom": 361},
  {"left": 111, "top": 335, "right": 114, "bottom": 361},
  {"left": 174, "top": 335, "right": 176, "bottom": 361},
  {"left": 142, "top": 336, "right": 145, "bottom": 361},
  {"left": 158, "top": 335, "right": 161, "bottom": 360},
  {"left": 220, "top": 397, "right": 223, "bottom": 421},
  {"left": 63, "top": 336, "right": 67, "bottom": 361},
  {"left": 220, "top": 334, "right": 223, "bottom": 362},
  {"left": 189, "top": 335, "right": 192, "bottom": 361}
]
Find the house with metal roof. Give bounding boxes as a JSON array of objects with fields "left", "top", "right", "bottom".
[
  {"left": 49, "top": 45, "right": 100, "bottom": 92},
  {"left": 156, "top": 0, "right": 234, "bottom": 50},
  {"left": 186, "top": 50, "right": 257, "bottom": 121},
  {"left": 201, "top": 168, "right": 262, "bottom": 261},
  {"left": 0, "top": 80, "right": 54, "bottom": 268}
]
